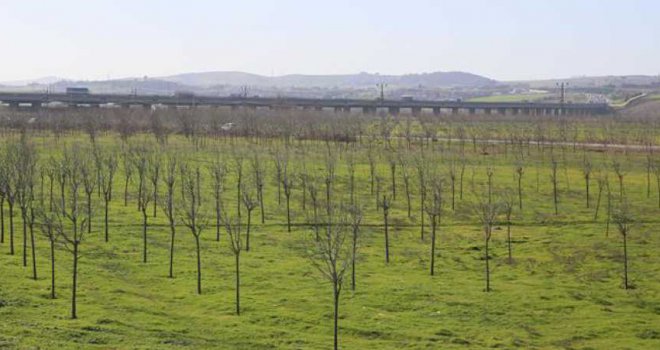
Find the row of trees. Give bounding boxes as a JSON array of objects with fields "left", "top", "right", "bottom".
[{"left": 0, "top": 133, "right": 650, "bottom": 349}]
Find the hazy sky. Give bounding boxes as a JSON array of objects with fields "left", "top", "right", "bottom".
[{"left": 1, "top": 0, "right": 658, "bottom": 82}]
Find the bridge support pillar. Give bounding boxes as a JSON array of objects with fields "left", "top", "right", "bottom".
[
  {"left": 388, "top": 107, "right": 400, "bottom": 115},
  {"left": 498, "top": 107, "right": 507, "bottom": 115},
  {"left": 451, "top": 107, "right": 459, "bottom": 114},
  {"left": 31, "top": 102, "right": 42, "bottom": 109},
  {"left": 362, "top": 106, "right": 376, "bottom": 114},
  {"left": 432, "top": 107, "right": 441, "bottom": 116},
  {"left": 468, "top": 108, "right": 476, "bottom": 114}
]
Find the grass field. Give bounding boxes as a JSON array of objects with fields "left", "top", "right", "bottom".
[{"left": 1, "top": 134, "right": 659, "bottom": 349}]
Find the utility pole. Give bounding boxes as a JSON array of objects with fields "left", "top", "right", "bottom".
[
  {"left": 376, "top": 83, "right": 387, "bottom": 102},
  {"left": 557, "top": 82, "right": 568, "bottom": 115}
]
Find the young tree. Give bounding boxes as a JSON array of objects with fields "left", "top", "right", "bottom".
[
  {"left": 99, "top": 152, "right": 118, "bottom": 242},
  {"left": 304, "top": 207, "right": 353, "bottom": 350},
  {"left": 382, "top": 195, "right": 391, "bottom": 264},
  {"left": 475, "top": 198, "right": 500, "bottom": 292},
  {"left": 162, "top": 155, "right": 178, "bottom": 278},
  {"left": 149, "top": 153, "right": 161, "bottom": 218},
  {"left": 388, "top": 152, "right": 397, "bottom": 200},
  {"left": 282, "top": 169, "right": 294, "bottom": 232},
  {"left": 400, "top": 156, "right": 413, "bottom": 218},
  {"left": 502, "top": 193, "right": 515, "bottom": 264},
  {"left": 241, "top": 184, "right": 258, "bottom": 251},
  {"left": 415, "top": 155, "right": 427, "bottom": 240},
  {"left": 582, "top": 156, "right": 592, "bottom": 208},
  {"left": 225, "top": 214, "right": 243, "bottom": 315},
  {"left": 59, "top": 149, "right": 90, "bottom": 319},
  {"left": 179, "top": 167, "right": 208, "bottom": 294},
  {"left": 486, "top": 166, "right": 494, "bottom": 204},
  {"left": 251, "top": 151, "right": 266, "bottom": 223},
  {"left": 347, "top": 204, "right": 362, "bottom": 291},
  {"left": 515, "top": 160, "right": 524, "bottom": 210},
  {"left": 425, "top": 178, "right": 442, "bottom": 276},
  {"left": 13, "top": 139, "right": 37, "bottom": 270},
  {"left": 81, "top": 156, "right": 97, "bottom": 234},
  {"left": 138, "top": 177, "right": 152, "bottom": 263},
  {"left": 210, "top": 160, "right": 226, "bottom": 241},
  {"left": 612, "top": 159, "right": 626, "bottom": 198},
  {"left": 122, "top": 148, "right": 133, "bottom": 207},
  {"left": 611, "top": 201, "right": 633, "bottom": 289},
  {"left": 0, "top": 153, "right": 8, "bottom": 245},
  {"left": 550, "top": 157, "right": 559, "bottom": 215},
  {"left": 36, "top": 208, "right": 61, "bottom": 299}
]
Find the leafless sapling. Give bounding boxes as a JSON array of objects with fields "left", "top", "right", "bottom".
[
  {"left": 179, "top": 167, "right": 208, "bottom": 294},
  {"left": 611, "top": 201, "right": 633, "bottom": 290}
]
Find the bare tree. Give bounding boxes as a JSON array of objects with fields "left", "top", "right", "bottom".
[
  {"left": 36, "top": 207, "right": 61, "bottom": 299},
  {"left": 400, "top": 156, "right": 412, "bottom": 218},
  {"left": 475, "top": 197, "right": 500, "bottom": 292},
  {"left": 501, "top": 192, "right": 515, "bottom": 264},
  {"left": 225, "top": 214, "right": 243, "bottom": 315},
  {"left": 162, "top": 155, "right": 178, "bottom": 278},
  {"left": 122, "top": 148, "right": 133, "bottom": 207},
  {"left": 425, "top": 177, "right": 442, "bottom": 276},
  {"left": 251, "top": 151, "right": 266, "bottom": 223},
  {"left": 515, "top": 160, "right": 524, "bottom": 210},
  {"left": 99, "top": 152, "right": 117, "bottom": 242},
  {"left": 138, "top": 175, "right": 152, "bottom": 263},
  {"left": 59, "top": 149, "right": 90, "bottom": 319},
  {"left": 612, "top": 159, "right": 626, "bottom": 199},
  {"left": 382, "top": 195, "right": 391, "bottom": 264},
  {"left": 347, "top": 204, "right": 362, "bottom": 291},
  {"left": 241, "top": 183, "right": 257, "bottom": 251},
  {"left": 179, "top": 167, "right": 208, "bottom": 294},
  {"left": 582, "top": 156, "right": 592, "bottom": 208},
  {"left": 149, "top": 153, "right": 161, "bottom": 217},
  {"left": 210, "top": 159, "right": 226, "bottom": 241},
  {"left": 611, "top": 201, "right": 633, "bottom": 289},
  {"left": 81, "top": 156, "right": 97, "bottom": 234},
  {"left": 282, "top": 169, "right": 294, "bottom": 232},
  {"left": 304, "top": 207, "right": 353, "bottom": 350},
  {"left": 550, "top": 157, "right": 559, "bottom": 215}
]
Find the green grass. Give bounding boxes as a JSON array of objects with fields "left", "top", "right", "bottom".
[{"left": 1, "top": 134, "right": 659, "bottom": 349}]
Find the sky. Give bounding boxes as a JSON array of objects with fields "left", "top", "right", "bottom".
[{"left": 0, "top": 0, "right": 658, "bottom": 82}]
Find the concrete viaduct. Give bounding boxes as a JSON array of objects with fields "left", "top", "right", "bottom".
[{"left": 0, "top": 92, "right": 612, "bottom": 116}]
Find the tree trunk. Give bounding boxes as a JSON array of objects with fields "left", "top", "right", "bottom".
[
  {"left": 50, "top": 238, "right": 56, "bottom": 299},
  {"left": 286, "top": 195, "right": 291, "bottom": 233},
  {"left": 351, "top": 231, "right": 357, "bottom": 291},
  {"left": 215, "top": 196, "right": 221, "bottom": 241},
  {"left": 30, "top": 222, "right": 37, "bottom": 280},
  {"left": 246, "top": 210, "right": 251, "bottom": 251},
  {"left": 162, "top": 218, "right": 172, "bottom": 276},
  {"left": 384, "top": 212, "right": 389, "bottom": 264},
  {"left": 104, "top": 199, "right": 109, "bottom": 242},
  {"left": 585, "top": 175, "right": 590, "bottom": 208},
  {"left": 142, "top": 212, "right": 148, "bottom": 263},
  {"left": 419, "top": 193, "right": 425, "bottom": 240},
  {"left": 485, "top": 231, "right": 491, "bottom": 292},
  {"left": 22, "top": 214, "right": 27, "bottom": 267},
  {"left": 623, "top": 233, "right": 628, "bottom": 290},
  {"left": 71, "top": 242, "right": 79, "bottom": 319},
  {"left": 507, "top": 220, "right": 512, "bottom": 264},
  {"left": 87, "top": 194, "right": 92, "bottom": 233},
  {"left": 8, "top": 203, "right": 14, "bottom": 255},
  {"left": 0, "top": 197, "right": 4, "bottom": 244},
  {"left": 430, "top": 214, "right": 436, "bottom": 276},
  {"left": 195, "top": 235, "right": 202, "bottom": 294},
  {"left": 333, "top": 286, "right": 340, "bottom": 350},
  {"left": 235, "top": 253, "right": 240, "bottom": 315},
  {"left": 517, "top": 176, "right": 523, "bottom": 210}
]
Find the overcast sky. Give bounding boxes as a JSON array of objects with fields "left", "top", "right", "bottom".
[{"left": 1, "top": 0, "right": 658, "bottom": 82}]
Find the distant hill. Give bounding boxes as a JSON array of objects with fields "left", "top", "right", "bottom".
[
  {"left": 523, "top": 75, "right": 660, "bottom": 89},
  {"left": 158, "top": 71, "right": 498, "bottom": 88},
  {"left": 0, "top": 76, "right": 64, "bottom": 86}
]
